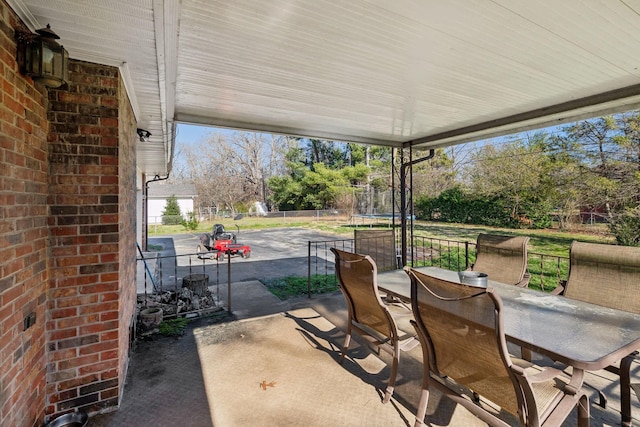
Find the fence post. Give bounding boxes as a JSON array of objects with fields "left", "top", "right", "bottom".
[
  {"left": 227, "top": 253, "right": 232, "bottom": 312},
  {"left": 307, "top": 241, "right": 312, "bottom": 298},
  {"left": 464, "top": 241, "right": 469, "bottom": 270}
]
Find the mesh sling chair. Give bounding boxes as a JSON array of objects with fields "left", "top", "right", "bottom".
[
  {"left": 330, "top": 248, "right": 418, "bottom": 403},
  {"left": 470, "top": 234, "right": 531, "bottom": 287},
  {"left": 555, "top": 241, "right": 640, "bottom": 425},
  {"left": 633, "top": 384, "right": 640, "bottom": 403},
  {"left": 406, "top": 268, "right": 589, "bottom": 427},
  {"left": 354, "top": 229, "right": 398, "bottom": 272}
]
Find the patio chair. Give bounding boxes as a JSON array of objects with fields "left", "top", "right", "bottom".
[
  {"left": 633, "top": 384, "right": 640, "bottom": 403},
  {"left": 469, "top": 234, "right": 530, "bottom": 287},
  {"left": 330, "top": 248, "right": 418, "bottom": 404},
  {"left": 555, "top": 241, "right": 640, "bottom": 421},
  {"left": 354, "top": 229, "right": 398, "bottom": 272},
  {"left": 406, "top": 267, "right": 589, "bottom": 427}
]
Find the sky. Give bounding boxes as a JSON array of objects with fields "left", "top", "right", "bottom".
[
  {"left": 174, "top": 121, "right": 572, "bottom": 149},
  {"left": 171, "top": 119, "right": 590, "bottom": 179},
  {"left": 175, "top": 123, "right": 232, "bottom": 146}
]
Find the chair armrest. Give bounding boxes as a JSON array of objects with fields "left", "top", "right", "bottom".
[
  {"left": 526, "top": 367, "right": 565, "bottom": 383},
  {"left": 551, "top": 280, "right": 566, "bottom": 295},
  {"left": 383, "top": 294, "right": 411, "bottom": 311},
  {"left": 513, "top": 364, "right": 585, "bottom": 395},
  {"left": 515, "top": 272, "right": 530, "bottom": 288}
]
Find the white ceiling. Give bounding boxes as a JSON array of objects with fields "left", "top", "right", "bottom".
[{"left": 10, "top": 0, "right": 640, "bottom": 176}]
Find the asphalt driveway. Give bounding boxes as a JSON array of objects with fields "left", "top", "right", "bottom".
[{"left": 157, "top": 226, "right": 344, "bottom": 283}]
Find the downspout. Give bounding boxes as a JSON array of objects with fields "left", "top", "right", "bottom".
[
  {"left": 400, "top": 148, "right": 434, "bottom": 267},
  {"left": 142, "top": 120, "right": 176, "bottom": 251},
  {"left": 143, "top": 174, "right": 169, "bottom": 251}
]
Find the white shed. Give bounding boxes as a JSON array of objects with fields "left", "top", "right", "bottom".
[{"left": 147, "top": 183, "right": 198, "bottom": 224}]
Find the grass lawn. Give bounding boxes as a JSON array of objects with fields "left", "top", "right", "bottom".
[
  {"left": 149, "top": 215, "right": 616, "bottom": 296},
  {"left": 149, "top": 215, "right": 614, "bottom": 257}
]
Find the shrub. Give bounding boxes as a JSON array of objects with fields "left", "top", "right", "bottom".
[
  {"left": 415, "top": 188, "right": 551, "bottom": 229},
  {"left": 161, "top": 195, "right": 183, "bottom": 225},
  {"left": 181, "top": 211, "right": 199, "bottom": 230},
  {"left": 609, "top": 207, "right": 640, "bottom": 246}
]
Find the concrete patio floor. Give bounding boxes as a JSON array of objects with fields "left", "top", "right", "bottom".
[{"left": 85, "top": 278, "right": 638, "bottom": 427}]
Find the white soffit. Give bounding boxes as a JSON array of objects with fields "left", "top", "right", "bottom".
[{"left": 10, "top": 0, "right": 640, "bottom": 173}]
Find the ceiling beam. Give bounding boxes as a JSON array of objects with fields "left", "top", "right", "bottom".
[
  {"left": 175, "top": 113, "right": 403, "bottom": 147},
  {"left": 410, "top": 84, "right": 640, "bottom": 149}
]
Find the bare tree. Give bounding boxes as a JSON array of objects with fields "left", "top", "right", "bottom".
[{"left": 183, "top": 131, "right": 292, "bottom": 214}]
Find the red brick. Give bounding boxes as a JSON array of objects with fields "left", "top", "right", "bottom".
[
  {"left": 51, "top": 307, "right": 78, "bottom": 319},
  {"left": 49, "top": 348, "right": 77, "bottom": 363},
  {"left": 50, "top": 288, "right": 78, "bottom": 299},
  {"left": 78, "top": 340, "right": 117, "bottom": 356},
  {"left": 100, "top": 272, "right": 119, "bottom": 282},
  {"left": 100, "top": 292, "right": 118, "bottom": 302},
  {"left": 100, "top": 350, "right": 118, "bottom": 361},
  {"left": 100, "top": 387, "right": 118, "bottom": 399},
  {"left": 100, "top": 331, "right": 118, "bottom": 341},
  {"left": 58, "top": 353, "right": 100, "bottom": 371},
  {"left": 56, "top": 314, "right": 100, "bottom": 330},
  {"left": 78, "top": 359, "right": 117, "bottom": 376},
  {"left": 56, "top": 255, "right": 99, "bottom": 267},
  {"left": 56, "top": 295, "right": 98, "bottom": 309},
  {"left": 48, "top": 329, "right": 77, "bottom": 342},
  {"left": 1, "top": 284, "right": 23, "bottom": 305},
  {"left": 100, "top": 369, "right": 118, "bottom": 380},
  {"left": 95, "top": 250, "right": 120, "bottom": 263},
  {"left": 79, "top": 283, "right": 118, "bottom": 294},
  {"left": 57, "top": 373, "right": 100, "bottom": 391},
  {"left": 100, "top": 117, "right": 118, "bottom": 127},
  {"left": 100, "top": 311, "right": 118, "bottom": 322},
  {"left": 79, "top": 320, "right": 116, "bottom": 335}
]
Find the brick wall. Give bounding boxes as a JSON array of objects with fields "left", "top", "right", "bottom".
[
  {"left": 0, "top": 2, "right": 50, "bottom": 426},
  {"left": 1, "top": 3, "right": 139, "bottom": 424},
  {"left": 116, "top": 73, "right": 137, "bottom": 406},
  {"left": 46, "top": 60, "right": 137, "bottom": 420}
]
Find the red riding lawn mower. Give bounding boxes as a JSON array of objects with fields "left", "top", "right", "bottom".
[{"left": 197, "top": 224, "right": 251, "bottom": 260}]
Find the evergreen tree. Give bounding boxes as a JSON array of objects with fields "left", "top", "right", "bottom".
[{"left": 161, "top": 195, "right": 183, "bottom": 225}]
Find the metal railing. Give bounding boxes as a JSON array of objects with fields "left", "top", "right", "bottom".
[{"left": 308, "top": 234, "right": 569, "bottom": 295}]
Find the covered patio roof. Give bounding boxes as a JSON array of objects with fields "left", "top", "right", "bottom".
[{"left": 11, "top": 0, "right": 640, "bottom": 176}]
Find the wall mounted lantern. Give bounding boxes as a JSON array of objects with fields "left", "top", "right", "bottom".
[{"left": 17, "top": 24, "right": 69, "bottom": 88}]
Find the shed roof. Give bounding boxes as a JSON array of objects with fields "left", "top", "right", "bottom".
[{"left": 147, "top": 183, "right": 198, "bottom": 199}]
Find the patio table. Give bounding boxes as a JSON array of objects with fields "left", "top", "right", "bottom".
[{"left": 378, "top": 266, "right": 640, "bottom": 426}]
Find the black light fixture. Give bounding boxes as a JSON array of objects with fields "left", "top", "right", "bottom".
[
  {"left": 137, "top": 128, "right": 152, "bottom": 142},
  {"left": 16, "top": 24, "right": 69, "bottom": 88}
]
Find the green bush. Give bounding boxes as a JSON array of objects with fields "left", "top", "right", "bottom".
[
  {"left": 181, "top": 211, "right": 199, "bottom": 230},
  {"left": 161, "top": 195, "right": 183, "bottom": 225},
  {"left": 415, "top": 187, "right": 551, "bottom": 229},
  {"left": 609, "top": 208, "right": 640, "bottom": 246},
  {"left": 415, "top": 188, "right": 512, "bottom": 227}
]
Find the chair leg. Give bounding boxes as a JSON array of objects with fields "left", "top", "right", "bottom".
[
  {"left": 577, "top": 394, "right": 590, "bottom": 427},
  {"left": 340, "top": 327, "right": 352, "bottom": 365},
  {"left": 620, "top": 355, "right": 633, "bottom": 427},
  {"left": 383, "top": 349, "right": 399, "bottom": 403},
  {"left": 413, "top": 382, "right": 430, "bottom": 427}
]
